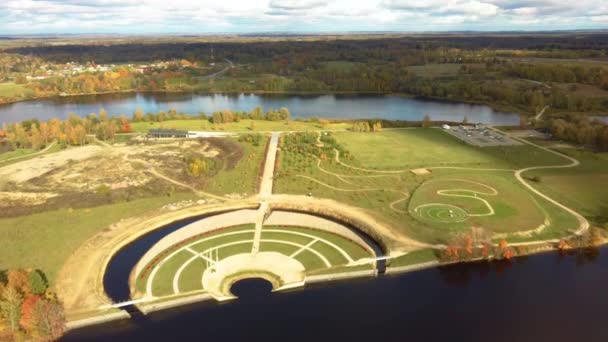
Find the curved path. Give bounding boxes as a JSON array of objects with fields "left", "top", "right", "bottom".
[
  {"left": 413, "top": 179, "right": 497, "bottom": 219},
  {"left": 0, "top": 141, "right": 57, "bottom": 165},
  {"left": 507, "top": 134, "right": 589, "bottom": 235}
]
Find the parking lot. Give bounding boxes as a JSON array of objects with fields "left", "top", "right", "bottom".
[{"left": 442, "top": 125, "right": 522, "bottom": 147}]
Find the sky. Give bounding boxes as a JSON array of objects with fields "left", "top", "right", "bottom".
[{"left": 0, "top": 0, "right": 607, "bottom": 34}]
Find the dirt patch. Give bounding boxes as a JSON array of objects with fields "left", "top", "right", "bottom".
[
  {"left": 0, "top": 138, "right": 245, "bottom": 218},
  {"left": 410, "top": 168, "right": 432, "bottom": 175},
  {"left": 0, "top": 145, "right": 104, "bottom": 184}
]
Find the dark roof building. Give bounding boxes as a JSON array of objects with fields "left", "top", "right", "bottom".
[{"left": 148, "top": 129, "right": 188, "bottom": 138}]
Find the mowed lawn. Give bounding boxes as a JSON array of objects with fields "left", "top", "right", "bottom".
[
  {"left": 131, "top": 119, "right": 349, "bottom": 133},
  {"left": 334, "top": 128, "right": 568, "bottom": 170},
  {"left": 334, "top": 129, "right": 497, "bottom": 169},
  {"left": 528, "top": 149, "right": 608, "bottom": 223},
  {"left": 0, "top": 82, "right": 33, "bottom": 98},
  {"left": 205, "top": 137, "right": 268, "bottom": 196},
  {"left": 0, "top": 192, "right": 197, "bottom": 284},
  {"left": 408, "top": 174, "right": 547, "bottom": 234}
]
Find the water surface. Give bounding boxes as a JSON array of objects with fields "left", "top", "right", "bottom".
[
  {"left": 64, "top": 248, "right": 608, "bottom": 342},
  {"left": 0, "top": 93, "right": 520, "bottom": 125}
]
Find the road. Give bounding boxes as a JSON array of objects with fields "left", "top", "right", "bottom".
[
  {"left": 260, "top": 132, "right": 280, "bottom": 199},
  {"left": 196, "top": 59, "right": 234, "bottom": 80},
  {"left": 252, "top": 132, "right": 280, "bottom": 253},
  {"left": 535, "top": 105, "right": 550, "bottom": 121}
]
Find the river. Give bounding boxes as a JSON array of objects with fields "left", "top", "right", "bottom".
[
  {"left": 63, "top": 247, "right": 607, "bottom": 342},
  {"left": 0, "top": 93, "right": 520, "bottom": 126}
]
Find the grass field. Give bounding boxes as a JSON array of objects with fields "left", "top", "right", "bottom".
[
  {"left": 408, "top": 174, "right": 546, "bottom": 234},
  {"left": 527, "top": 148, "right": 608, "bottom": 225},
  {"left": 275, "top": 129, "right": 582, "bottom": 244},
  {"left": 204, "top": 137, "right": 268, "bottom": 196},
  {"left": 0, "top": 192, "right": 197, "bottom": 284},
  {"left": 0, "top": 148, "right": 35, "bottom": 161},
  {"left": 0, "top": 82, "right": 34, "bottom": 99},
  {"left": 407, "top": 64, "right": 469, "bottom": 78},
  {"left": 0, "top": 143, "right": 62, "bottom": 167},
  {"left": 131, "top": 119, "right": 350, "bottom": 133},
  {"left": 333, "top": 129, "right": 566, "bottom": 170},
  {"left": 136, "top": 224, "right": 374, "bottom": 297}
]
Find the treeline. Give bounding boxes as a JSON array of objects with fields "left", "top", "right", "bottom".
[
  {"left": 542, "top": 115, "right": 608, "bottom": 151},
  {"left": 0, "top": 53, "right": 45, "bottom": 82},
  {"left": 1, "top": 110, "right": 133, "bottom": 150},
  {"left": 132, "top": 106, "right": 290, "bottom": 124},
  {"left": 8, "top": 34, "right": 608, "bottom": 64},
  {"left": 505, "top": 63, "right": 608, "bottom": 89},
  {"left": 0, "top": 269, "right": 65, "bottom": 341}
]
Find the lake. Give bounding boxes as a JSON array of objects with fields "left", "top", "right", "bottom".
[
  {"left": 0, "top": 93, "right": 520, "bottom": 126},
  {"left": 63, "top": 247, "right": 608, "bottom": 342}
]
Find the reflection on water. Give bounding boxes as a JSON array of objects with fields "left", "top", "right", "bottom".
[
  {"left": 0, "top": 93, "right": 520, "bottom": 125},
  {"left": 64, "top": 247, "right": 608, "bottom": 342}
]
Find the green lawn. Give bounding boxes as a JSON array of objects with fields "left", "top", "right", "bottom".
[
  {"left": 388, "top": 249, "right": 438, "bottom": 268},
  {"left": 407, "top": 64, "right": 467, "bottom": 78},
  {"left": 333, "top": 129, "right": 566, "bottom": 170},
  {"left": 527, "top": 148, "right": 608, "bottom": 225},
  {"left": 0, "top": 143, "right": 62, "bottom": 167},
  {"left": 0, "top": 192, "right": 197, "bottom": 284},
  {"left": 275, "top": 129, "right": 583, "bottom": 244},
  {"left": 131, "top": 119, "right": 350, "bottom": 133},
  {"left": 204, "top": 137, "right": 267, "bottom": 196},
  {"left": 408, "top": 174, "right": 546, "bottom": 234},
  {"left": 0, "top": 148, "right": 35, "bottom": 161},
  {"left": 0, "top": 82, "right": 34, "bottom": 99}
]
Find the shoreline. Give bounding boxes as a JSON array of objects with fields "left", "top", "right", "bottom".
[{"left": 64, "top": 241, "right": 600, "bottom": 333}]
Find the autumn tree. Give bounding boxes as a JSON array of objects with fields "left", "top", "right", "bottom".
[
  {"left": 38, "top": 122, "right": 52, "bottom": 145},
  {"left": 422, "top": 114, "right": 432, "bottom": 128},
  {"left": 33, "top": 299, "right": 65, "bottom": 340},
  {"left": 8, "top": 270, "right": 30, "bottom": 294},
  {"left": 133, "top": 108, "right": 145, "bottom": 122},
  {"left": 99, "top": 108, "right": 109, "bottom": 122},
  {"left": 19, "top": 294, "right": 40, "bottom": 332},
  {"left": 0, "top": 286, "right": 22, "bottom": 333}
]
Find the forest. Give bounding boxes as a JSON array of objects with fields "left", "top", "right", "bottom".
[{"left": 1, "top": 33, "right": 608, "bottom": 115}]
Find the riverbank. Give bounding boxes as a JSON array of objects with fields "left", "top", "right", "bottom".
[{"left": 63, "top": 237, "right": 606, "bottom": 334}]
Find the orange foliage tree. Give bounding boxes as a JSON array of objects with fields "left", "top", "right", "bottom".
[{"left": 20, "top": 294, "right": 41, "bottom": 331}]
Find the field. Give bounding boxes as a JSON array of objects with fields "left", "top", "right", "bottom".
[
  {"left": 0, "top": 136, "right": 269, "bottom": 284},
  {"left": 0, "top": 82, "right": 34, "bottom": 99},
  {"left": 131, "top": 119, "right": 350, "bottom": 133},
  {"left": 406, "top": 64, "right": 468, "bottom": 78},
  {"left": 0, "top": 192, "right": 197, "bottom": 284},
  {"left": 0, "top": 137, "right": 266, "bottom": 217},
  {"left": 527, "top": 147, "right": 608, "bottom": 225},
  {"left": 135, "top": 224, "right": 374, "bottom": 298},
  {"left": 275, "top": 129, "right": 582, "bottom": 244}
]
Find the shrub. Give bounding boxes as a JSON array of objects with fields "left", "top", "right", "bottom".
[{"left": 28, "top": 271, "right": 47, "bottom": 295}]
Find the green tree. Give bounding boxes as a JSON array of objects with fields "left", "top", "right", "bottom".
[{"left": 28, "top": 271, "right": 47, "bottom": 296}]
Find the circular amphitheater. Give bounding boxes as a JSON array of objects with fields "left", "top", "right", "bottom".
[{"left": 130, "top": 209, "right": 377, "bottom": 301}]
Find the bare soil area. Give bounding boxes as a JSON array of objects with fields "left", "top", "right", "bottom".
[{"left": 0, "top": 138, "right": 244, "bottom": 218}]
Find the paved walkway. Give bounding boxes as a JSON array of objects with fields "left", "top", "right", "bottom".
[
  {"left": 252, "top": 132, "right": 280, "bottom": 253},
  {"left": 535, "top": 105, "right": 550, "bottom": 121}
]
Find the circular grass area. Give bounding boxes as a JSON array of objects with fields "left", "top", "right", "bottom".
[{"left": 413, "top": 204, "right": 469, "bottom": 223}]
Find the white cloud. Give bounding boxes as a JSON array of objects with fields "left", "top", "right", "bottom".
[{"left": 0, "top": 0, "right": 606, "bottom": 33}]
